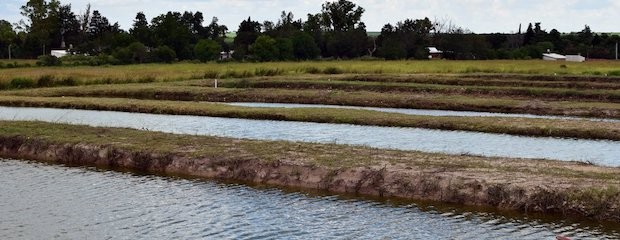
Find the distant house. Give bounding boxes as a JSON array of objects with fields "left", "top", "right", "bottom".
[
  {"left": 50, "top": 50, "right": 69, "bottom": 58},
  {"left": 542, "top": 53, "right": 566, "bottom": 61},
  {"left": 220, "top": 50, "right": 234, "bottom": 60},
  {"left": 427, "top": 47, "right": 443, "bottom": 59},
  {"left": 566, "top": 55, "right": 586, "bottom": 62}
]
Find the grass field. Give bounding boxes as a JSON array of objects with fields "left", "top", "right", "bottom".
[{"left": 2, "top": 60, "right": 620, "bottom": 86}]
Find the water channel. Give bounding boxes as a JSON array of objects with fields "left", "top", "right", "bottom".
[
  {"left": 226, "top": 102, "right": 619, "bottom": 122},
  {"left": 1, "top": 159, "right": 617, "bottom": 239},
  {"left": 1, "top": 106, "right": 619, "bottom": 166}
]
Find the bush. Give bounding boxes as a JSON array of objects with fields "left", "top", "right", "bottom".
[
  {"left": 607, "top": 70, "right": 620, "bottom": 76},
  {"left": 10, "top": 78, "right": 35, "bottom": 89},
  {"left": 151, "top": 45, "right": 177, "bottom": 63},
  {"left": 60, "top": 76, "right": 78, "bottom": 86},
  {"left": 194, "top": 39, "right": 222, "bottom": 62},
  {"left": 36, "top": 55, "right": 62, "bottom": 66},
  {"left": 36, "top": 75, "right": 55, "bottom": 87},
  {"left": 323, "top": 67, "right": 343, "bottom": 74}
]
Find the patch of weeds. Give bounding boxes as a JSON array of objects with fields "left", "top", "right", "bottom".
[
  {"left": 36, "top": 75, "right": 55, "bottom": 87},
  {"left": 323, "top": 67, "right": 343, "bottom": 74},
  {"left": 10, "top": 77, "right": 35, "bottom": 89}
]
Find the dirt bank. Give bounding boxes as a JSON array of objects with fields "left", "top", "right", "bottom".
[{"left": 0, "top": 121, "right": 619, "bottom": 223}]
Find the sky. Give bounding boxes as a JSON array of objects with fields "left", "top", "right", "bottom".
[{"left": 1, "top": 0, "right": 619, "bottom": 33}]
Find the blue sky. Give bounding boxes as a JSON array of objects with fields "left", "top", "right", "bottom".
[{"left": 1, "top": 0, "right": 618, "bottom": 33}]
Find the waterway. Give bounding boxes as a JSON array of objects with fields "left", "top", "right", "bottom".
[
  {"left": 1, "top": 159, "right": 617, "bottom": 239},
  {"left": 1, "top": 106, "right": 619, "bottom": 166},
  {"left": 226, "top": 102, "right": 619, "bottom": 122}
]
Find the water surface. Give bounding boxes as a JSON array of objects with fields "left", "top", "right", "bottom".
[
  {"left": 1, "top": 106, "right": 619, "bottom": 166},
  {"left": 1, "top": 159, "right": 617, "bottom": 239},
  {"left": 227, "top": 102, "right": 619, "bottom": 122}
]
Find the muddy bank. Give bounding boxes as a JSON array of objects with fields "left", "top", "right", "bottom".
[{"left": 0, "top": 122, "right": 619, "bottom": 222}]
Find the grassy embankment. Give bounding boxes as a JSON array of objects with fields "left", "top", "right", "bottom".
[
  {"left": 6, "top": 80, "right": 620, "bottom": 119},
  {"left": 0, "top": 121, "right": 618, "bottom": 222},
  {"left": 1, "top": 95, "right": 619, "bottom": 140}
]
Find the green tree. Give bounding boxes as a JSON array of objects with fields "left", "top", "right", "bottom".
[
  {"left": 151, "top": 45, "right": 176, "bottom": 63},
  {"left": 233, "top": 17, "right": 262, "bottom": 58},
  {"left": 194, "top": 39, "right": 222, "bottom": 62},
  {"left": 0, "top": 20, "right": 17, "bottom": 58},
  {"left": 321, "top": 0, "right": 365, "bottom": 32},
  {"left": 250, "top": 35, "right": 278, "bottom": 61},
  {"left": 291, "top": 31, "right": 320, "bottom": 59},
  {"left": 275, "top": 38, "right": 294, "bottom": 60},
  {"left": 130, "top": 12, "right": 153, "bottom": 46}
]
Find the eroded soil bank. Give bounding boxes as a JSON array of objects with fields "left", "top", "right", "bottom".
[{"left": 1, "top": 121, "right": 619, "bottom": 223}]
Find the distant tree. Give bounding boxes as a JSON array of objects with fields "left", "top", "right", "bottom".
[
  {"left": 0, "top": 20, "right": 17, "bottom": 58},
  {"left": 250, "top": 35, "right": 278, "bottom": 61},
  {"left": 233, "top": 17, "right": 262, "bottom": 58},
  {"left": 320, "top": 0, "right": 365, "bottom": 32},
  {"left": 130, "top": 12, "right": 152, "bottom": 46},
  {"left": 194, "top": 39, "right": 221, "bottom": 62},
  {"left": 150, "top": 11, "right": 195, "bottom": 59},
  {"left": 319, "top": 0, "right": 368, "bottom": 58},
  {"left": 151, "top": 45, "right": 176, "bottom": 63},
  {"left": 523, "top": 23, "right": 534, "bottom": 45},
  {"left": 291, "top": 31, "right": 320, "bottom": 59},
  {"left": 275, "top": 37, "right": 294, "bottom": 60}
]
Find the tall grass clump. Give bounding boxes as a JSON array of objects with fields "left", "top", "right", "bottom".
[
  {"left": 9, "top": 77, "right": 35, "bottom": 89},
  {"left": 254, "top": 67, "right": 283, "bottom": 76},
  {"left": 323, "top": 67, "right": 343, "bottom": 74},
  {"left": 36, "top": 75, "right": 55, "bottom": 87}
]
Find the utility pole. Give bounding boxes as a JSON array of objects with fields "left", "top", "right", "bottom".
[
  {"left": 8, "top": 44, "right": 11, "bottom": 60},
  {"left": 616, "top": 41, "right": 618, "bottom": 60}
]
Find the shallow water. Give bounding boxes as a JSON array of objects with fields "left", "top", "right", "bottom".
[
  {"left": 1, "top": 159, "right": 617, "bottom": 239},
  {"left": 1, "top": 106, "right": 619, "bottom": 166},
  {"left": 226, "top": 102, "right": 620, "bottom": 122}
]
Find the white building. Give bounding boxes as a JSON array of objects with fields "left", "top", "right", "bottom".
[
  {"left": 427, "top": 47, "right": 443, "bottom": 59},
  {"left": 542, "top": 53, "right": 566, "bottom": 61},
  {"left": 50, "top": 50, "right": 69, "bottom": 58},
  {"left": 566, "top": 55, "right": 586, "bottom": 62}
]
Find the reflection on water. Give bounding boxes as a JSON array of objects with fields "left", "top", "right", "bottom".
[
  {"left": 0, "top": 106, "right": 619, "bottom": 166},
  {"left": 1, "top": 159, "right": 617, "bottom": 239},
  {"left": 226, "top": 102, "right": 619, "bottom": 122}
]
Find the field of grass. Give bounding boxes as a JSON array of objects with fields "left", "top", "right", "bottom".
[{"left": 2, "top": 60, "right": 620, "bottom": 86}]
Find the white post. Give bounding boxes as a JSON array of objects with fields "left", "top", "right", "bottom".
[{"left": 214, "top": 79, "right": 218, "bottom": 88}]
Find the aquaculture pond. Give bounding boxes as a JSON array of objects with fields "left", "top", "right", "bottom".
[
  {"left": 1, "top": 159, "right": 617, "bottom": 239},
  {"left": 1, "top": 106, "right": 619, "bottom": 166}
]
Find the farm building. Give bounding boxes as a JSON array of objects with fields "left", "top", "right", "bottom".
[
  {"left": 542, "top": 53, "right": 566, "bottom": 61},
  {"left": 427, "top": 47, "right": 443, "bottom": 59},
  {"left": 50, "top": 50, "right": 69, "bottom": 58},
  {"left": 566, "top": 55, "right": 586, "bottom": 62}
]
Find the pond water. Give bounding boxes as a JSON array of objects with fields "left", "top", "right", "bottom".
[
  {"left": 1, "top": 106, "right": 619, "bottom": 166},
  {"left": 226, "top": 102, "right": 619, "bottom": 122},
  {"left": 1, "top": 159, "right": 617, "bottom": 239}
]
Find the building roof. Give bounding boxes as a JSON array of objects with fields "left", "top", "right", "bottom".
[
  {"left": 427, "top": 47, "right": 443, "bottom": 54},
  {"left": 543, "top": 53, "right": 566, "bottom": 59}
]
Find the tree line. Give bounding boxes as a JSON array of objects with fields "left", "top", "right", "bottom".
[{"left": 0, "top": 0, "right": 618, "bottom": 65}]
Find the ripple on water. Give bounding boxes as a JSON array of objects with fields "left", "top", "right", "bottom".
[{"left": 2, "top": 159, "right": 618, "bottom": 239}]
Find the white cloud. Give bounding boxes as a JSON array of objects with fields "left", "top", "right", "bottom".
[{"left": 1, "top": 0, "right": 617, "bottom": 33}]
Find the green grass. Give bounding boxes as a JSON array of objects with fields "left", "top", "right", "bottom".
[
  {"left": 0, "top": 95, "right": 618, "bottom": 140},
  {"left": 2, "top": 60, "right": 620, "bottom": 85}
]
